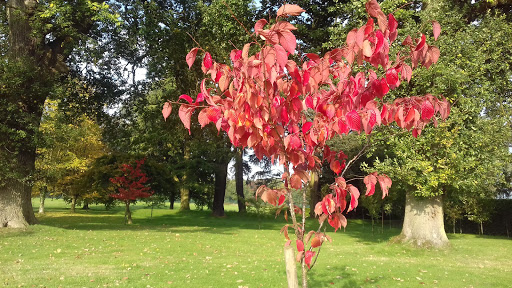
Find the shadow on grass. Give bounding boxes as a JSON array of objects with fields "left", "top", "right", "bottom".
[
  {"left": 34, "top": 204, "right": 402, "bottom": 244},
  {"left": 308, "top": 264, "right": 382, "bottom": 288}
]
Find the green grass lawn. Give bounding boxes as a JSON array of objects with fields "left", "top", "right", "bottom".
[{"left": 1, "top": 199, "right": 511, "bottom": 287}]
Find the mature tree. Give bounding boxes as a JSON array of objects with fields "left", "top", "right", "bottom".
[
  {"left": 34, "top": 98, "right": 106, "bottom": 213},
  {"left": 356, "top": 0, "right": 512, "bottom": 247},
  {"left": 0, "top": 0, "right": 116, "bottom": 227}
]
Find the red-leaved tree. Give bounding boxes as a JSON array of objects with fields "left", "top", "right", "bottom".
[
  {"left": 163, "top": 1, "right": 448, "bottom": 286},
  {"left": 110, "top": 158, "right": 153, "bottom": 224}
]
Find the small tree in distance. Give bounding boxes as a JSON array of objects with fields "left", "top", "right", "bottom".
[
  {"left": 163, "top": 1, "right": 448, "bottom": 286},
  {"left": 110, "top": 158, "right": 153, "bottom": 224}
]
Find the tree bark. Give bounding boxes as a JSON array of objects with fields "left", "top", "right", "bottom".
[
  {"left": 308, "top": 171, "right": 320, "bottom": 218},
  {"left": 125, "top": 201, "right": 133, "bottom": 224},
  {"left": 70, "top": 195, "right": 77, "bottom": 213},
  {"left": 394, "top": 193, "right": 449, "bottom": 248},
  {"left": 39, "top": 186, "right": 47, "bottom": 214},
  {"left": 179, "top": 145, "right": 191, "bottom": 211},
  {"left": 212, "top": 160, "right": 229, "bottom": 217},
  {"left": 234, "top": 148, "right": 246, "bottom": 213},
  {"left": 169, "top": 192, "right": 175, "bottom": 209},
  {"left": 284, "top": 244, "right": 299, "bottom": 288}
]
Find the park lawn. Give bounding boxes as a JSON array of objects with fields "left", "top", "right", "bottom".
[{"left": 0, "top": 200, "right": 510, "bottom": 288}]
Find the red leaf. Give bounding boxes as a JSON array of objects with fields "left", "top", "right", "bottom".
[
  {"left": 277, "top": 4, "right": 305, "bottom": 17},
  {"left": 178, "top": 105, "right": 194, "bottom": 135},
  {"left": 421, "top": 100, "right": 435, "bottom": 120},
  {"left": 386, "top": 68, "right": 399, "bottom": 88},
  {"left": 178, "top": 94, "right": 194, "bottom": 104},
  {"left": 432, "top": 21, "right": 441, "bottom": 41},
  {"left": 290, "top": 173, "right": 302, "bottom": 189},
  {"left": 388, "top": 14, "right": 398, "bottom": 33},
  {"left": 186, "top": 48, "right": 199, "bottom": 69},
  {"left": 330, "top": 160, "right": 342, "bottom": 175},
  {"left": 346, "top": 110, "right": 361, "bottom": 132},
  {"left": 278, "top": 194, "right": 286, "bottom": 206},
  {"left": 415, "top": 34, "right": 426, "bottom": 51},
  {"left": 296, "top": 239, "right": 304, "bottom": 252},
  {"left": 203, "top": 52, "right": 213, "bottom": 69},
  {"left": 302, "top": 122, "right": 312, "bottom": 134},
  {"left": 162, "top": 102, "right": 172, "bottom": 120},
  {"left": 328, "top": 214, "right": 341, "bottom": 232},
  {"left": 305, "top": 251, "right": 315, "bottom": 268},
  {"left": 198, "top": 108, "right": 212, "bottom": 128}
]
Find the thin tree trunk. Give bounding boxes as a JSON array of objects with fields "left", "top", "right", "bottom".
[
  {"left": 179, "top": 145, "right": 191, "bottom": 211},
  {"left": 39, "top": 186, "right": 47, "bottom": 214},
  {"left": 394, "top": 193, "right": 449, "bottom": 248},
  {"left": 212, "top": 160, "right": 229, "bottom": 217},
  {"left": 234, "top": 148, "right": 246, "bottom": 213},
  {"left": 125, "top": 201, "right": 132, "bottom": 224},
  {"left": 309, "top": 171, "right": 320, "bottom": 218}
]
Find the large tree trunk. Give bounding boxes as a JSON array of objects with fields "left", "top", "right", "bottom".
[
  {"left": 0, "top": 0, "right": 42, "bottom": 228},
  {"left": 234, "top": 148, "right": 246, "bottom": 213},
  {"left": 395, "top": 193, "right": 449, "bottom": 248},
  {"left": 212, "top": 161, "right": 229, "bottom": 217},
  {"left": 179, "top": 145, "right": 191, "bottom": 211},
  {"left": 309, "top": 171, "right": 320, "bottom": 218}
]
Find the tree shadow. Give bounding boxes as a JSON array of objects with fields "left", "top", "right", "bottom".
[{"left": 308, "top": 264, "right": 382, "bottom": 288}]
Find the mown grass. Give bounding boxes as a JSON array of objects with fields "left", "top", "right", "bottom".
[{"left": 0, "top": 199, "right": 511, "bottom": 288}]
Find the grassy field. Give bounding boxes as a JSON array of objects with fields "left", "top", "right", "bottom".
[{"left": 1, "top": 200, "right": 511, "bottom": 288}]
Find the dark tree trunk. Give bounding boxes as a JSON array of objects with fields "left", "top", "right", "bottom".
[
  {"left": 309, "top": 171, "right": 320, "bottom": 218},
  {"left": 0, "top": 0, "right": 42, "bottom": 228},
  {"left": 179, "top": 145, "right": 191, "bottom": 211},
  {"left": 125, "top": 201, "right": 133, "bottom": 224},
  {"left": 82, "top": 202, "right": 89, "bottom": 210},
  {"left": 212, "top": 161, "right": 229, "bottom": 217},
  {"left": 394, "top": 193, "right": 449, "bottom": 248},
  {"left": 169, "top": 192, "right": 175, "bottom": 209},
  {"left": 234, "top": 148, "right": 246, "bottom": 213}
]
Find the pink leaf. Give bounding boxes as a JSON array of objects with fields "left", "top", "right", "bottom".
[
  {"left": 254, "top": 19, "right": 267, "bottom": 33},
  {"left": 346, "top": 110, "right": 361, "bottom": 132},
  {"left": 279, "top": 30, "right": 297, "bottom": 54},
  {"left": 376, "top": 174, "right": 392, "bottom": 198},
  {"left": 290, "top": 173, "right": 302, "bottom": 189},
  {"left": 432, "top": 21, "right": 441, "bottom": 41},
  {"left": 347, "top": 185, "right": 360, "bottom": 212},
  {"left": 302, "top": 122, "right": 313, "bottom": 134},
  {"left": 421, "top": 100, "right": 435, "bottom": 120},
  {"left": 277, "top": 4, "right": 305, "bottom": 17},
  {"left": 186, "top": 48, "right": 199, "bottom": 69},
  {"left": 364, "top": 173, "right": 377, "bottom": 196},
  {"left": 162, "top": 102, "right": 172, "bottom": 120},
  {"left": 178, "top": 105, "right": 195, "bottom": 135}
]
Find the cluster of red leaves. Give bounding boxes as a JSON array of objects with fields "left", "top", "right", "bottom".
[
  {"left": 110, "top": 158, "right": 153, "bottom": 202},
  {"left": 163, "top": 0, "right": 448, "bottom": 264}
]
